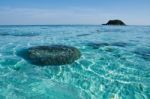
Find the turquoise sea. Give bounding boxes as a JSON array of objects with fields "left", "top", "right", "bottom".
[{"left": 0, "top": 25, "right": 150, "bottom": 99}]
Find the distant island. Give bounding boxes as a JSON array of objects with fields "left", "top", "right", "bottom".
[{"left": 102, "top": 20, "right": 126, "bottom": 25}]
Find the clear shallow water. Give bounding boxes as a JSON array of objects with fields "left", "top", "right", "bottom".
[{"left": 0, "top": 25, "right": 150, "bottom": 99}]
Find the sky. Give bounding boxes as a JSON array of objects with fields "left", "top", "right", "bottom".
[{"left": 0, "top": 0, "right": 150, "bottom": 25}]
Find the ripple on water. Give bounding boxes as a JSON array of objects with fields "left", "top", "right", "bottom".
[
  {"left": 86, "top": 42, "right": 134, "bottom": 49},
  {"left": 134, "top": 47, "right": 150, "bottom": 61},
  {"left": 79, "top": 79, "right": 91, "bottom": 90},
  {"left": 0, "top": 32, "right": 39, "bottom": 37},
  {"left": 0, "top": 25, "right": 150, "bottom": 99}
]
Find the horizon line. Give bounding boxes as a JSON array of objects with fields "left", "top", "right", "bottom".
[{"left": 0, "top": 24, "right": 149, "bottom": 26}]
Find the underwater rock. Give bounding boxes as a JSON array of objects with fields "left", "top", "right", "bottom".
[
  {"left": 87, "top": 42, "right": 133, "bottom": 49},
  {"left": 87, "top": 42, "right": 110, "bottom": 49},
  {"left": 77, "top": 34, "right": 90, "bottom": 37},
  {"left": 17, "top": 45, "right": 81, "bottom": 66},
  {"left": 111, "top": 42, "right": 131, "bottom": 47},
  {"left": 134, "top": 48, "right": 150, "bottom": 60},
  {"left": 0, "top": 33, "right": 39, "bottom": 37},
  {"left": 96, "top": 30, "right": 100, "bottom": 32},
  {"left": 102, "top": 20, "right": 126, "bottom": 25},
  {"left": 80, "top": 80, "right": 91, "bottom": 90},
  {"left": 104, "top": 47, "right": 116, "bottom": 52}
]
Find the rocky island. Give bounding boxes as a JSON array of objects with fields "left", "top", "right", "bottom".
[{"left": 102, "top": 20, "right": 126, "bottom": 25}]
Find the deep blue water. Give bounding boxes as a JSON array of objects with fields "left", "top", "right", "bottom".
[{"left": 0, "top": 25, "right": 150, "bottom": 99}]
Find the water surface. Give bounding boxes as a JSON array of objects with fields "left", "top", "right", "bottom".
[{"left": 0, "top": 25, "right": 150, "bottom": 99}]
